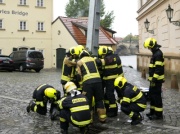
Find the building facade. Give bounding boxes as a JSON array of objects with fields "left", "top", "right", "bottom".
[
  {"left": 137, "top": 0, "right": 180, "bottom": 78},
  {"left": 0, "top": 0, "right": 53, "bottom": 68}
]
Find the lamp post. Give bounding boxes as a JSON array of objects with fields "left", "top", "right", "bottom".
[
  {"left": 144, "top": 19, "right": 154, "bottom": 34},
  {"left": 166, "top": 4, "right": 180, "bottom": 26}
]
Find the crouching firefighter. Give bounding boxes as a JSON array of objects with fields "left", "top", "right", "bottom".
[
  {"left": 26, "top": 84, "right": 61, "bottom": 120},
  {"left": 114, "top": 76, "right": 147, "bottom": 125},
  {"left": 57, "top": 81, "right": 91, "bottom": 134}
]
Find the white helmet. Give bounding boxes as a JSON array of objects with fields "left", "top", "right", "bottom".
[{"left": 64, "top": 81, "right": 77, "bottom": 93}]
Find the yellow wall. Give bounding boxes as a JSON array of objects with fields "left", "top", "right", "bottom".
[
  {"left": 0, "top": 0, "right": 53, "bottom": 68},
  {"left": 52, "top": 18, "right": 78, "bottom": 68}
]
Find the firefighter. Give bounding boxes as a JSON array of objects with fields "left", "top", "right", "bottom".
[
  {"left": 143, "top": 37, "right": 165, "bottom": 120},
  {"left": 98, "top": 46, "right": 123, "bottom": 117},
  {"left": 60, "top": 47, "right": 78, "bottom": 94},
  {"left": 26, "top": 84, "right": 61, "bottom": 120},
  {"left": 76, "top": 50, "right": 107, "bottom": 123},
  {"left": 114, "top": 76, "right": 147, "bottom": 125},
  {"left": 57, "top": 81, "right": 91, "bottom": 134}
]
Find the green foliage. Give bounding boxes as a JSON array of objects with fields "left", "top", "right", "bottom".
[
  {"left": 65, "top": 0, "right": 114, "bottom": 28},
  {"left": 122, "top": 34, "right": 139, "bottom": 43}
]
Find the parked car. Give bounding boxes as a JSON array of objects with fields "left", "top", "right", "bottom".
[
  {"left": 9, "top": 50, "right": 44, "bottom": 72},
  {"left": 0, "top": 55, "right": 14, "bottom": 72}
]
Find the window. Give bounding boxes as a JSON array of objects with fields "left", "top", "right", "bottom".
[
  {"left": 0, "top": 19, "right": 2, "bottom": 29},
  {"left": 20, "top": 21, "right": 27, "bottom": 30},
  {"left": 37, "top": 22, "right": 44, "bottom": 31},
  {"left": 0, "top": 0, "right": 3, "bottom": 4},
  {"left": 20, "top": 0, "right": 26, "bottom": 5},
  {"left": 37, "top": 0, "right": 43, "bottom": 7}
]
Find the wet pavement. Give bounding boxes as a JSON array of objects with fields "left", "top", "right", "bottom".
[{"left": 0, "top": 67, "right": 180, "bottom": 134}]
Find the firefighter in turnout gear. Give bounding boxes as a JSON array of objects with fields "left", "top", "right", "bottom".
[
  {"left": 114, "top": 76, "right": 147, "bottom": 125},
  {"left": 26, "top": 84, "right": 61, "bottom": 120},
  {"left": 76, "top": 50, "right": 107, "bottom": 123},
  {"left": 60, "top": 47, "right": 78, "bottom": 94},
  {"left": 144, "top": 37, "right": 165, "bottom": 120},
  {"left": 98, "top": 46, "right": 123, "bottom": 117},
  {"left": 57, "top": 81, "right": 91, "bottom": 134}
]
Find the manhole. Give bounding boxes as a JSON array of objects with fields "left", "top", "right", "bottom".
[{"left": 87, "top": 124, "right": 108, "bottom": 134}]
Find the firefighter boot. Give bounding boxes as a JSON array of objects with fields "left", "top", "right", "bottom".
[
  {"left": 26, "top": 100, "right": 35, "bottom": 113},
  {"left": 107, "top": 107, "right": 117, "bottom": 117},
  {"left": 148, "top": 112, "right": 163, "bottom": 120},
  {"left": 61, "top": 129, "right": 68, "bottom": 134},
  {"left": 80, "top": 126, "right": 88, "bottom": 134},
  {"left": 131, "top": 113, "right": 143, "bottom": 125}
]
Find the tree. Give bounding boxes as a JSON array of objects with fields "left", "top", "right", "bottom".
[
  {"left": 122, "top": 33, "right": 138, "bottom": 43},
  {"left": 65, "top": 0, "right": 115, "bottom": 28}
]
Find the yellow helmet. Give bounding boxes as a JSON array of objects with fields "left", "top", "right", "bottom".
[
  {"left": 69, "top": 47, "right": 79, "bottom": 56},
  {"left": 143, "top": 37, "right": 157, "bottom": 48},
  {"left": 114, "top": 76, "right": 127, "bottom": 89},
  {"left": 107, "top": 46, "right": 114, "bottom": 54},
  {"left": 64, "top": 81, "right": 77, "bottom": 93},
  {"left": 98, "top": 46, "right": 108, "bottom": 57},
  {"left": 76, "top": 45, "right": 85, "bottom": 54},
  {"left": 79, "top": 50, "right": 90, "bottom": 58},
  {"left": 44, "top": 88, "right": 57, "bottom": 98}
]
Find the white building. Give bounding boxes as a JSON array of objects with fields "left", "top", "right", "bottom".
[{"left": 137, "top": 0, "right": 180, "bottom": 77}]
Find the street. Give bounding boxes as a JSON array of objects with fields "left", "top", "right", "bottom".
[{"left": 0, "top": 67, "right": 180, "bottom": 134}]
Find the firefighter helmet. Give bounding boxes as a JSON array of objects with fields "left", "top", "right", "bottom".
[
  {"left": 98, "top": 46, "right": 108, "bottom": 57},
  {"left": 143, "top": 37, "right": 157, "bottom": 48},
  {"left": 79, "top": 50, "right": 90, "bottom": 59},
  {"left": 69, "top": 47, "right": 79, "bottom": 56},
  {"left": 44, "top": 88, "right": 57, "bottom": 98},
  {"left": 114, "top": 76, "right": 127, "bottom": 89},
  {"left": 76, "top": 45, "right": 85, "bottom": 54},
  {"left": 64, "top": 81, "right": 77, "bottom": 93},
  {"left": 107, "top": 46, "right": 114, "bottom": 54}
]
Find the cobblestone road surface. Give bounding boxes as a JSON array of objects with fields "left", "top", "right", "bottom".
[{"left": 0, "top": 67, "right": 180, "bottom": 134}]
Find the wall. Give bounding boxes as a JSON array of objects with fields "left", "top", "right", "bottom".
[
  {"left": 0, "top": 0, "right": 53, "bottom": 68},
  {"left": 52, "top": 18, "right": 78, "bottom": 68}
]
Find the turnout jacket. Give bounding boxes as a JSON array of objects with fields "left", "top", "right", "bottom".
[
  {"left": 148, "top": 45, "right": 165, "bottom": 83},
  {"left": 101, "top": 53, "right": 123, "bottom": 80},
  {"left": 33, "top": 84, "right": 60, "bottom": 107},
  {"left": 58, "top": 94, "right": 91, "bottom": 126},
  {"left": 61, "top": 56, "right": 76, "bottom": 85},
  {"left": 120, "top": 83, "right": 147, "bottom": 109},
  {"left": 77, "top": 56, "right": 101, "bottom": 84}
]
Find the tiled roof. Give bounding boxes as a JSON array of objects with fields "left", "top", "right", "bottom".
[{"left": 55, "top": 16, "right": 117, "bottom": 45}]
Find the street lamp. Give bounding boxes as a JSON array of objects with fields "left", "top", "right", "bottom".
[
  {"left": 144, "top": 19, "right": 154, "bottom": 34},
  {"left": 166, "top": 4, "right": 180, "bottom": 26}
]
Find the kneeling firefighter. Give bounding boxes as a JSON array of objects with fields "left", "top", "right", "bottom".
[
  {"left": 114, "top": 76, "right": 147, "bottom": 125},
  {"left": 57, "top": 81, "right": 91, "bottom": 134},
  {"left": 26, "top": 84, "right": 61, "bottom": 120}
]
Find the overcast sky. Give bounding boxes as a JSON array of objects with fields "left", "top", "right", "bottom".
[{"left": 53, "top": 0, "right": 138, "bottom": 38}]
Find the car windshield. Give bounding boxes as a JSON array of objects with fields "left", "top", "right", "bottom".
[{"left": 28, "top": 52, "right": 43, "bottom": 58}]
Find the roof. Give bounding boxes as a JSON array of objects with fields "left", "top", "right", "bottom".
[{"left": 52, "top": 16, "right": 117, "bottom": 45}]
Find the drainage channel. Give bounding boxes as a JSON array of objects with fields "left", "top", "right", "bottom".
[{"left": 0, "top": 95, "right": 29, "bottom": 103}]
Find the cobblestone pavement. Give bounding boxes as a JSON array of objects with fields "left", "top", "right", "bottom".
[{"left": 0, "top": 67, "right": 180, "bottom": 134}]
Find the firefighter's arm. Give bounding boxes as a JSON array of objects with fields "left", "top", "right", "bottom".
[
  {"left": 64, "top": 57, "right": 76, "bottom": 67},
  {"left": 57, "top": 97, "right": 66, "bottom": 110},
  {"left": 76, "top": 60, "right": 83, "bottom": 81}
]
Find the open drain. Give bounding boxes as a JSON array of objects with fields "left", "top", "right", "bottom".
[{"left": 87, "top": 124, "right": 108, "bottom": 134}]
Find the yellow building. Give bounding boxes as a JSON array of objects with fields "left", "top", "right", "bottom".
[
  {"left": 0, "top": 0, "right": 53, "bottom": 68},
  {"left": 137, "top": 0, "right": 180, "bottom": 78},
  {"left": 0, "top": 1, "right": 117, "bottom": 69}
]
